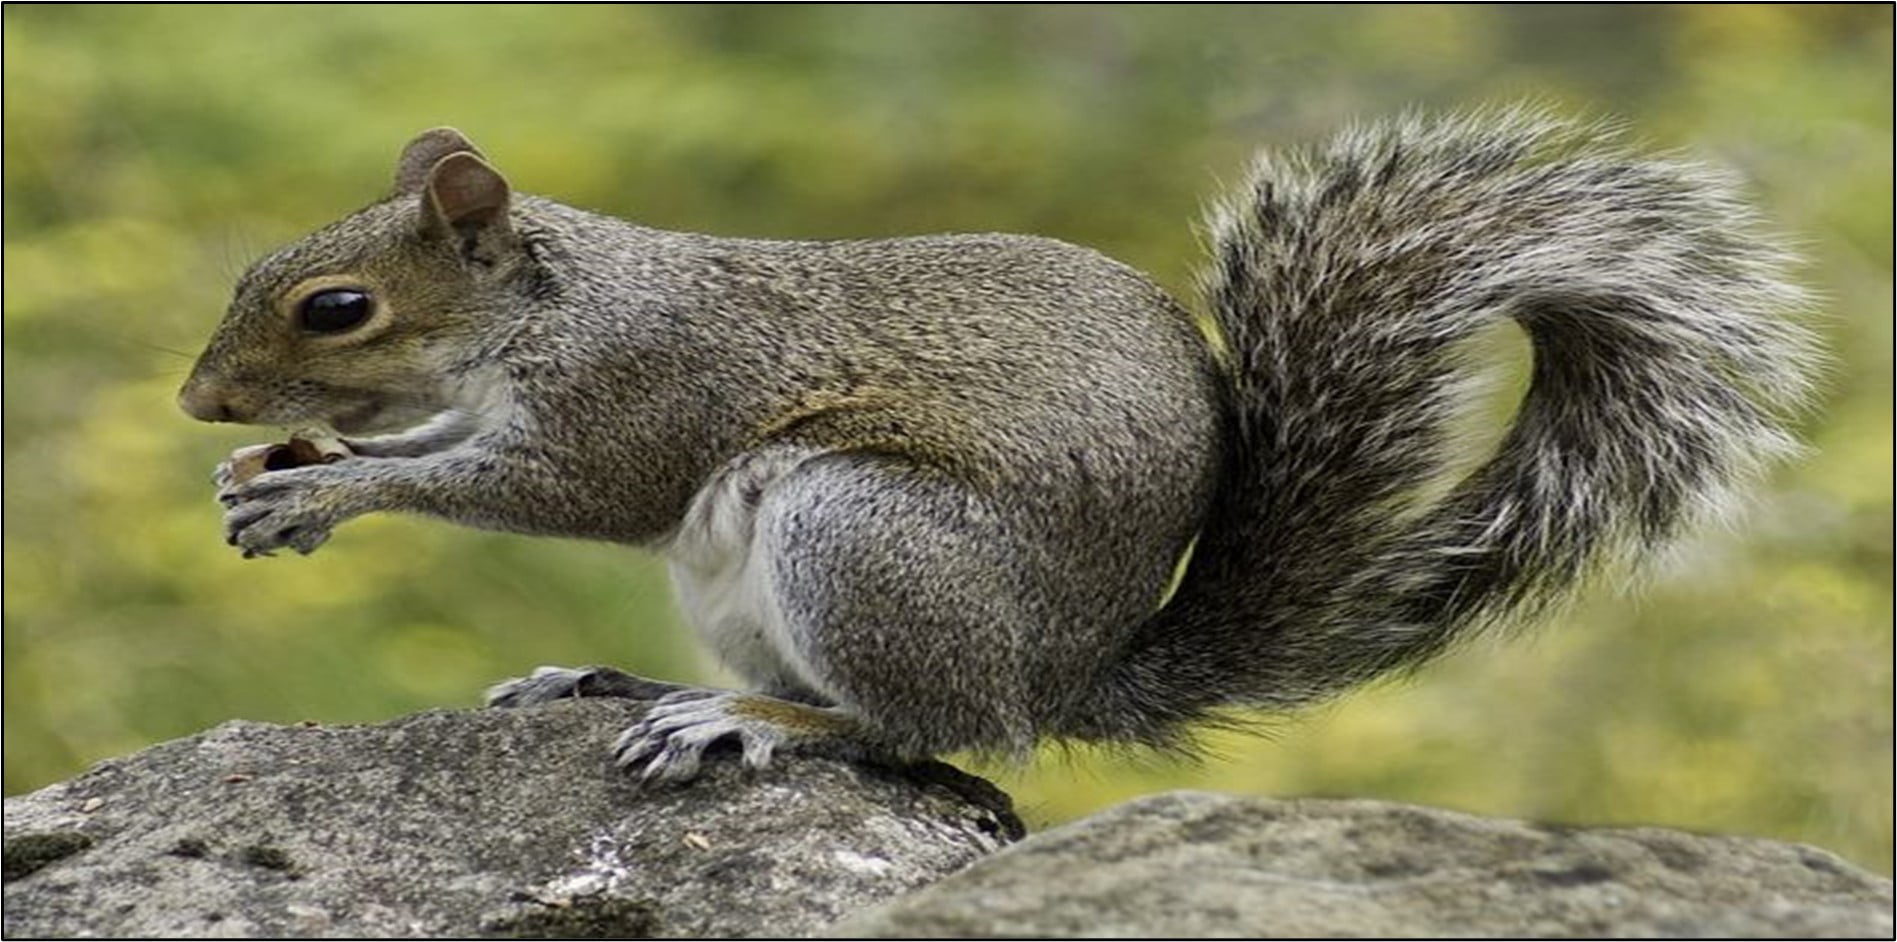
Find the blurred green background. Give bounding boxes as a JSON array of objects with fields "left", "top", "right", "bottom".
[{"left": 4, "top": 6, "right": 1890, "bottom": 873}]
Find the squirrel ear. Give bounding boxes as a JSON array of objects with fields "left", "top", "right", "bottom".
[
  {"left": 422, "top": 152, "right": 513, "bottom": 249},
  {"left": 393, "top": 127, "right": 484, "bottom": 195}
]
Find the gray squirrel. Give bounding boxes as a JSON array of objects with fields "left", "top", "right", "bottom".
[{"left": 179, "top": 110, "right": 1815, "bottom": 782}]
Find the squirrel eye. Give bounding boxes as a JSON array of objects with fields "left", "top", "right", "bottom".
[{"left": 298, "top": 289, "right": 374, "bottom": 334}]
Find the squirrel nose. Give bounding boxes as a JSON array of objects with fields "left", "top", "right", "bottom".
[{"left": 178, "top": 379, "right": 241, "bottom": 423}]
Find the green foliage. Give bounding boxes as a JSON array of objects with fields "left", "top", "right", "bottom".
[{"left": 4, "top": 5, "right": 1889, "bottom": 873}]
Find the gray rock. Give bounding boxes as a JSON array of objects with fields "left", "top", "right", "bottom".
[
  {"left": 1, "top": 700, "right": 1021, "bottom": 938},
  {"left": 839, "top": 791, "right": 1894, "bottom": 939}
]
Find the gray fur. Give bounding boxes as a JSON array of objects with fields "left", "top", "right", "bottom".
[
  {"left": 1078, "top": 109, "right": 1817, "bottom": 745},
  {"left": 182, "top": 110, "right": 1814, "bottom": 772}
]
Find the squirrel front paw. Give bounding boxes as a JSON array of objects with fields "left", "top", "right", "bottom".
[
  {"left": 216, "top": 465, "right": 353, "bottom": 557},
  {"left": 487, "top": 665, "right": 692, "bottom": 707}
]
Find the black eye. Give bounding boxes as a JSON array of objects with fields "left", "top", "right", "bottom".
[{"left": 298, "top": 289, "right": 374, "bottom": 333}]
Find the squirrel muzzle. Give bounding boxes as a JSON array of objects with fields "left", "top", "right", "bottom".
[{"left": 177, "top": 375, "right": 247, "bottom": 424}]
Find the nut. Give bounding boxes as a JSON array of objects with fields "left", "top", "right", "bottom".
[{"left": 227, "top": 435, "right": 352, "bottom": 486}]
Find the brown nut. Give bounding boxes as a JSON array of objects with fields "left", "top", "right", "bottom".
[{"left": 226, "top": 437, "right": 352, "bottom": 486}]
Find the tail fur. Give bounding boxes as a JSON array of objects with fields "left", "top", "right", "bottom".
[{"left": 1086, "top": 109, "right": 1818, "bottom": 745}]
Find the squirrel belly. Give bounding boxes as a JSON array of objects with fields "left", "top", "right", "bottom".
[
  {"left": 664, "top": 447, "right": 835, "bottom": 703},
  {"left": 184, "top": 112, "right": 1815, "bottom": 777}
]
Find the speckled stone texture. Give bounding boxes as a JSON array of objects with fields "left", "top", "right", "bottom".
[
  {"left": 839, "top": 790, "right": 1892, "bottom": 939},
  {"left": 1, "top": 700, "right": 1020, "bottom": 938}
]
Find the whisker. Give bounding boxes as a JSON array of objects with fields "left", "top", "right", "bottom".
[{"left": 130, "top": 340, "right": 197, "bottom": 360}]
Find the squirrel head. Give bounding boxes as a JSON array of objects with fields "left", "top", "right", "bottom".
[{"left": 180, "top": 128, "right": 529, "bottom": 435}]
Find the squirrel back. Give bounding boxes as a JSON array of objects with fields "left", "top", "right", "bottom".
[{"left": 1072, "top": 110, "right": 1817, "bottom": 745}]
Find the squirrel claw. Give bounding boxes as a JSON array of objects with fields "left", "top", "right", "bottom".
[{"left": 612, "top": 691, "right": 804, "bottom": 784}]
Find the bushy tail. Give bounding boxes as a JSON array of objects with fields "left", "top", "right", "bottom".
[{"left": 1084, "top": 109, "right": 1818, "bottom": 745}]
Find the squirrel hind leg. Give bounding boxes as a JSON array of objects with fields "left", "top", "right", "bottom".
[
  {"left": 484, "top": 664, "right": 692, "bottom": 707},
  {"left": 755, "top": 454, "right": 1073, "bottom": 760}
]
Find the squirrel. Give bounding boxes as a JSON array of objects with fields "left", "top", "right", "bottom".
[{"left": 179, "top": 110, "right": 1816, "bottom": 782}]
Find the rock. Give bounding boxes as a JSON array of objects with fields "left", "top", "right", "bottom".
[
  {"left": 1, "top": 700, "right": 1021, "bottom": 938},
  {"left": 838, "top": 791, "right": 1893, "bottom": 939},
  {"left": 11, "top": 713, "right": 1885, "bottom": 940}
]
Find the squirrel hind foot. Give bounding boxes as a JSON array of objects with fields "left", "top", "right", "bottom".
[{"left": 612, "top": 691, "right": 867, "bottom": 784}]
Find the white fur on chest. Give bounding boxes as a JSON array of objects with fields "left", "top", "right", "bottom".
[{"left": 664, "top": 450, "right": 827, "bottom": 698}]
